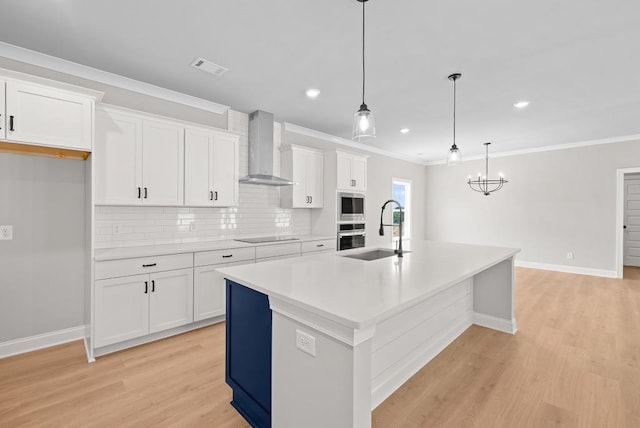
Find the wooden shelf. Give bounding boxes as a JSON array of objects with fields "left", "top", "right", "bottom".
[{"left": 0, "top": 141, "right": 90, "bottom": 160}]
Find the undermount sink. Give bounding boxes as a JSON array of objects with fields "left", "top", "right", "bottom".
[{"left": 343, "top": 249, "right": 410, "bottom": 261}]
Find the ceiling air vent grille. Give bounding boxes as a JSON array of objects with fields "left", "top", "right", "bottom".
[{"left": 191, "top": 57, "right": 228, "bottom": 76}]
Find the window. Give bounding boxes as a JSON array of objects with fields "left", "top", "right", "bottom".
[{"left": 392, "top": 178, "right": 411, "bottom": 240}]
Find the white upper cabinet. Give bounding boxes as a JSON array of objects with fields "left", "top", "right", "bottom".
[
  {"left": 184, "top": 126, "right": 239, "bottom": 207},
  {"left": 95, "top": 107, "right": 185, "bottom": 206},
  {"left": 4, "top": 80, "right": 93, "bottom": 150},
  {"left": 94, "top": 109, "right": 143, "bottom": 205},
  {"left": 142, "top": 119, "right": 184, "bottom": 206},
  {"left": 336, "top": 151, "right": 367, "bottom": 192},
  {"left": 281, "top": 145, "right": 324, "bottom": 208}
]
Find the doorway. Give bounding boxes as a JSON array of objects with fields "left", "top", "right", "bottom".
[{"left": 615, "top": 167, "right": 640, "bottom": 278}]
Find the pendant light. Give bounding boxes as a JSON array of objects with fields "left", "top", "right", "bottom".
[
  {"left": 446, "top": 73, "right": 462, "bottom": 166},
  {"left": 467, "top": 142, "right": 508, "bottom": 195},
  {"left": 352, "top": 0, "right": 376, "bottom": 141}
]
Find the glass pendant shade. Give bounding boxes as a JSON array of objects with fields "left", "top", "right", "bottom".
[
  {"left": 352, "top": 103, "right": 376, "bottom": 140},
  {"left": 447, "top": 143, "right": 462, "bottom": 166}
]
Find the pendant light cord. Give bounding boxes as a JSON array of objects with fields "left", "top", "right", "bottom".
[
  {"left": 453, "top": 77, "right": 456, "bottom": 148},
  {"left": 362, "top": 1, "right": 366, "bottom": 105}
]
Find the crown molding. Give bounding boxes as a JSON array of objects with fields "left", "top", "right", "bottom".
[
  {"left": 0, "top": 42, "right": 229, "bottom": 114},
  {"left": 425, "top": 133, "right": 640, "bottom": 166},
  {"left": 282, "top": 122, "right": 424, "bottom": 165}
]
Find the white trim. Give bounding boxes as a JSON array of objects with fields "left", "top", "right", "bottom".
[
  {"left": 269, "top": 297, "right": 376, "bottom": 346},
  {"left": 515, "top": 260, "right": 617, "bottom": 278},
  {"left": 0, "top": 42, "right": 229, "bottom": 114},
  {"left": 472, "top": 313, "right": 517, "bottom": 334},
  {"left": 0, "top": 325, "right": 85, "bottom": 359},
  {"left": 93, "top": 317, "right": 222, "bottom": 358},
  {"left": 425, "top": 134, "right": 640, "bottom": 165},
  {"left": 283, "top": 122, "right": 424, "bottom": 165},
  {"left": 616, "top": 167, "right": 640, "bottom": 278}
]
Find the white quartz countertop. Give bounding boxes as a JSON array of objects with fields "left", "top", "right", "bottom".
[
  {"left": 94, "top": 235, "right": 334, "bottom": 261},
  {"left": 217, "top": 240, "right": 520, "bottom": 330}
]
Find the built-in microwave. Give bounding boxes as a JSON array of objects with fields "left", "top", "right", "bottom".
[{"left": 339, "top": 192, "right": 365, "bottom": 222}]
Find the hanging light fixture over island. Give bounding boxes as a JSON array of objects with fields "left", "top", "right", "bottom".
[
  {"left": 352, "top": 0, "right": 376, "bottom": 141},
  {"left": 446, "top": 73, "right": 463, "bottom": 166},
  {"left": 468, "top": 142, "right": 508, "bottom": 195}
]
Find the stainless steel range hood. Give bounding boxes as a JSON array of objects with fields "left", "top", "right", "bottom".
[{"left": 239, "top": 110, "right": 295, "bottom": 186}]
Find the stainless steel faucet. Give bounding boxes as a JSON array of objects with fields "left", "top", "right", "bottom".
[{"left": 379, "top": 199, "right": 404, "bottom": 257}]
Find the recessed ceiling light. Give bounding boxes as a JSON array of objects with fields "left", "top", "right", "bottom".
[
  {"left": 306, "top": 88, "right": 321, "bottom": 99},
  {"left": 400, "top": 128, "right": 410, "bottom": 134},
  {"left": 191, "top": 57, "right": 228, "bottom": 76},
  {"left": 513, "top": 101, "right": 530, "bottom": 109}
]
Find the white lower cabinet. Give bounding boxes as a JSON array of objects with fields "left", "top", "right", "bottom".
[
  {"left": 94, "top": 254, "right": 194, "bottom": 348},
  {"left": 194, "top": 260, "right": 253, "bottom": 322},
  {"left": 149, "top": 268, "right": 194, "bottom": 333},
  {"left": 95, "top": 274, "right": 150, "bottom": 348}
]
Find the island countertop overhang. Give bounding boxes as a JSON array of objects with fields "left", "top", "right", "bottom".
[{"left": 216, "top": 240, "right": 520, "bottom": 330}]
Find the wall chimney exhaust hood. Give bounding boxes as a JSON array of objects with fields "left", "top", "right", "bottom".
[{"left": 239, "top": 110, "right": 295, "bottom": 186}]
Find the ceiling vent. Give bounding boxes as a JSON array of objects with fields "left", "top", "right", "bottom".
[{"left": 191, "top": 57, "right": 228, "bottom": 76}]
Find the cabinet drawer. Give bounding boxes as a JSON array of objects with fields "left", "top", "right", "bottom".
[
  {"left": 195, "top": 247, "right": 256, "bottom": 267},
  {"left": 255, "top": 254, "right": 300, "bottom": 263},
  {"left": 255, "top": 242, "right": 301, "bottom": 259},
  {"left": 95, "top": 253, "right": 193, "bottom": 280},
  {"left": 301, "top": 239, "right": 336, "bottom": 253}
]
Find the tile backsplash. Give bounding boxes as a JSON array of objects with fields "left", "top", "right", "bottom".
[{"left": 94, "top": 110, "right": 312, "bottom": 249}]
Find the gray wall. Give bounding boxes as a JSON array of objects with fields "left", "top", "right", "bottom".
[
  {"left": 0, "top": 153, "right": 86, "bottom": 342},
  {"left": 425, "top": 139, "right": 640, "bottom": 273},
  {"left": 365, "top": 154, "right": 427, "bottom": 247}
]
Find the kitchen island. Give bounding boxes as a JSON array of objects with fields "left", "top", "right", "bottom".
[{"left": 217, "top": 240, "right": 520, "bottom": 428}]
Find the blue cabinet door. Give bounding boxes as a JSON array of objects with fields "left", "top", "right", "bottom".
[{"left": 226, "top": 280, "right": 272, "bottom": 428}]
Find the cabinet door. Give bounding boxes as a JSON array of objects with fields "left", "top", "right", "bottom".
[
  {"left": 211, "top": 134, "right": 239, "bottom": 207},
  {"left": 94, "top": 274, "right": 150, "bottom": 348},
  {"left": 149, "top": 268, "right": 193, "bottom": 333},
  {"left": 336, "top": 154, "right": 352, "bottom": 190},
  {"left": 0, "top": 80, "right": 5, "bottom": 140},
  {"left": 5, "top": 81, "right": 92, "bottom": 150},
  {"left": 307, "top": 151, "right": 324, "bottom": 208},
  {"left": 351, "top": 156, "right": 367, "bottom": 192},
  {"left": 142, "top": 119, "right": 185, "bottom": 206},
  {"left": 291, "top": 149, "right": 308, "bottom": 207},
  {"left": 94, "top": 109, "right": 144, "bottom": 205},
  {"left": 194, "top": 260, "right": 253, "bottom": 321},
  {"left": 184, "top": 127, "right": 213, "bottom": 207}
]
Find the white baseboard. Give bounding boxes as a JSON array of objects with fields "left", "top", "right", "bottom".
[
  {"left": 0, "top": 325, "right": 86, "bottom": 359},
  {"left": 473, "top": 312, "right": 517, "bottom": 334},
  {"left": 515, "top": 260, "right": 617, "bottom": 278}
]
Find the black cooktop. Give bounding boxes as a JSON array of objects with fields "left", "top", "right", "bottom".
[{"left": 234, "top": 236, "right": 300, "bottom": 244}]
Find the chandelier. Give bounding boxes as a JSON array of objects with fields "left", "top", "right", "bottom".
[{"left": 467, "top": 143, "right": 508, "bottom": 195}]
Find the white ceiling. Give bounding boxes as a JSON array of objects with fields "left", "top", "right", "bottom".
[{"left": 0, "top": 0, "right": 639, "bottom": 162}]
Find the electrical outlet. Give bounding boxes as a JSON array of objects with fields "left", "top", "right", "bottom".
[
  {"left": 296, "top": 329, "right": 316, "bottom": 357},
  {"left": 0, "top": 225, "right": 13, "bottom": 240},
  {"left": 189, "top": 222, "right": 196, "bottom": 232},
  {"left": 567, "top": 252, "right": 574, "bottom": 260},
  {"left": 112, "top": 223, "right": 121, "bottom": 235}
]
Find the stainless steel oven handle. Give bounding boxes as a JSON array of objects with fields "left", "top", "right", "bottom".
[{"left": 338, "top": 231, "right": 366, "bottom": 237}]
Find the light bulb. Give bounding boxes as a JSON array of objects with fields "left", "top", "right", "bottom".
[
  {"left": 359, "top": 115, "right": 369, "bottom": 132},
  {"left": 450, "top": 151, "right": 458, "bottom": 161},
  {"left": 499, "top": 172, "right": 504, "bottom": 178}
]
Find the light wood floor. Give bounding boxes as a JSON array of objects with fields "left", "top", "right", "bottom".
[{"left": 1, "top": 267, "right": 639, "bottom": 427}]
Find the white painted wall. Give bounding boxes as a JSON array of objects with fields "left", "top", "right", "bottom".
[
  {"left": 425, "top": 139, "right": 640, "bottom": 275},
  {"left": 365, "top": 155, "right": 427, "bottom": 247},
  {"left": 0, "top": 154, "right": 86, "bottom": 342}
]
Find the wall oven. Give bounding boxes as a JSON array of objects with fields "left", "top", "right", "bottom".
[
  {"left": 337, "top": 223, "right": 366, "bottom": 251},
  {"left": 339, "top": 192, "right": 365, "bottom": 222}
]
